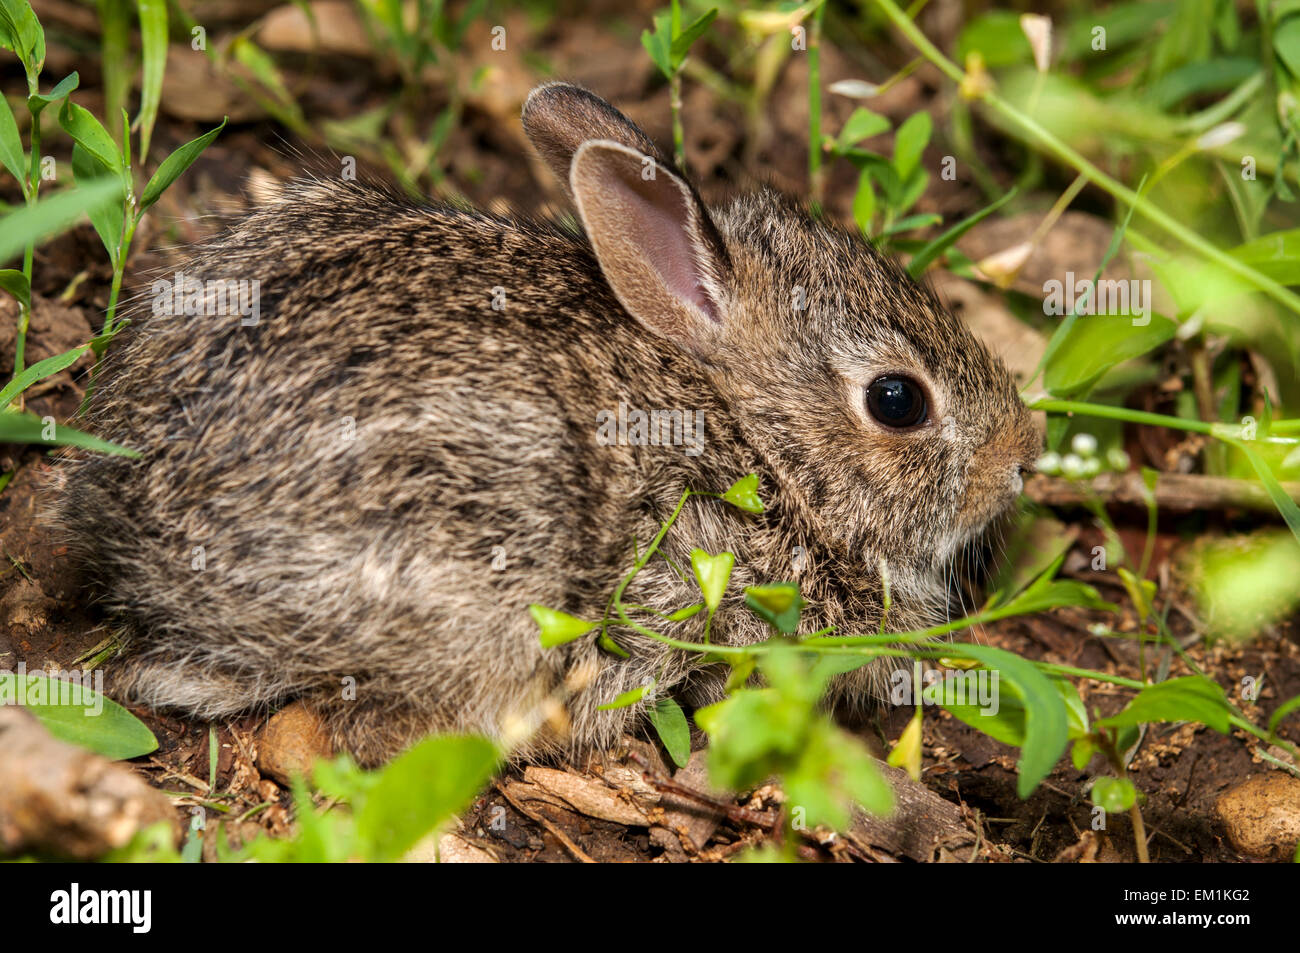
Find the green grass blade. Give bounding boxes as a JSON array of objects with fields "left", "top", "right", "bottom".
[
  {"left": 0, "top": 178, "right": 119, "bottom": 265},
  {"left": 0, "top": 408, "right": 139, "bottom": 456},
  {"left": 0, "top": 342, "right": 87, "bottom": 408},
  {"left": 135, "top": 0, "right": 167, "bottom": 161},
  {"left": 906, "top": 186, "right": 1018, "bottom": 277}
]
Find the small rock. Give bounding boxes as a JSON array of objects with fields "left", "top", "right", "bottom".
[
  {"left": 255, "top": 702, "right": 333, "bottom": 786},
  {"left": 1214, "top": 773, "right": 1300, "bottom": 860}
]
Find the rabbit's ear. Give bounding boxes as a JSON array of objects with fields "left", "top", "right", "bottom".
[
  {"left": 570, "top": 140, "right": 730, "bottom": 360},
  {"left": 523, "top": 83, "right": 671, "bottom": 202}
]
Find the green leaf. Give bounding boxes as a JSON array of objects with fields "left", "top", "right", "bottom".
[
  {"left": 940, "top": 644, "right": 1070, "bottom": 798},
  {"left": 139, "top": 118, "right": 226, "bottom": 212},
  {"left": 0, "top": 267, "right": 30, "bottom": 312},
  {"left": 892, "top": 111, "right": 931, "bottom": 182},
  {"left": 57, "top": 100, "right": 122, "bottom": 173},
  {"left": 722, "top": 472, "right": 764, "bottom": 513},
  {"left": 669, "top": 7, "right": 717, "bottom": 64},
  {"left": 71, "top": 144, "right": 126, "bottom": 264},
  {"left": 0, "top": 0, "right": 45, "bottom": 78},
  {"left": 135, "top": 0, "right": 167, "bottom": 161},
  {"left": 1097, "top": 675, "right": 1233, "bottom": 734},
  {"left": 0, "top": 177, "right": 120, "bottom": 266},
  {"left": 837, "top": 107, "right": 890, "bottom": 150},
  {"left": 956, "top": 10, "right": 1032, "bottom": 68},
  {"left": 1090, "top": 775, "right": 1137, "bottom": 813},
  {"left": 528, "top": 604, "right": 597, "bottom": 648},
  {"left": 641, "top": 12, "right": 673, "bottom": 79},
  {"left": 26, "top": 70, "right": 78, "bottom": 116},
  {"left": 597, "top": 683, "right": 652, "bottom": 711},
  {"left": 1043, "top": 313, "right": 1178, "bottom": 397},
  {"left": 851, "top": 168, "right": 876, "bottom": 233},
  {"left": 0, "top": 342, "right": 87, "bottom": 408},
  {"left": 880, "top": 212, "right": 941, "bottom": 236},
  {"left": 908, "top": 186, "right": 1019, "bottom": 277},
  {"left": 886, "top": 708, "right": 922, "bottom": 780},
  {"left": 0, "top": 408, "right": 139, "bottom": 456},
  {"left": 353, "top": 734, "right": 498, "bottom": 862},
  {"left": 1224, "top": 437, "right": 1300, "bottom": 546},
  {"left": 0, "top": 671, "right": 157, "bottom": 759},
  {"left": 1071, "top": 736, "right": 1096, "bottom": 771},
  {"left": 744, "top": 582, "right": 804, "bottom": 634},
  {"left": 690, "top": 548, "right": 734, "bottom": 614},
  {"left": 648, "top": 696, "right": 691, "bottom": 767},
  {"left": 1275, "top": 17, "right": 1300, "bottom": 78},
  {"left": 1269, "top": 693, "right": 1300, "bottom": 738},
  {"left": 1226, "top": 227, "right": 1300, "bottom": 286},
  {"left": 0, "top": 90, "right": 24, "bottom": 185},
  {"left": 667, "top": 603, "right": 704, "bottom": 621}
]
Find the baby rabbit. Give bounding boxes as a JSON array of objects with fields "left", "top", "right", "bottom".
[{"left": 55, "top": 83, "right": 1039, "bottom": 765}]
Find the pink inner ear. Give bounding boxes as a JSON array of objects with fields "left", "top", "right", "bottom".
[{"left": 615, "top": 171, "right": 721, "bottom": 324}]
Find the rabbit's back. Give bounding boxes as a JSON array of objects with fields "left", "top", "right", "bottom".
[{"left": 56, "top": 180, "right": 726, "bottom": 753}]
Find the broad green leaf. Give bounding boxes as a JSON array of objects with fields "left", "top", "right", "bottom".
[
  {"left": 0, "top": 408, "right": 139, "bottom": 456},
  {"left": 641, "top": 14, "right": 673, "bottom": 79},
  {"left": 1097, "top": 675, "right": 1233, "bottom": 734},
  {"left": 0, "top": 177, "right": 119, "bottom": 265},
  {"left": 71, "top": 143, "right": 126, "bottom": 264},
  {"left": 648, "top": 696, "right": 691, "bottom": 767},
  {"left": 353, "top": 734, "right": 498, "bottom": 862},
  {"left": 744, "top": 582, "right": 804, "bottom": 634},
  {"left": 0, "top": 90, "right": 24, "bottom": 185},
  {"left": 58, "top": 100, "right": 122, "bottom": 173},
  {"left": 528, "top": 604, "right": 596, "bottom": 648},
  {"left": 892, "top": 111, "right": 931, "bottom": 182},
  {"left": 0, "top": 672, "right": 157, "bottom": 759},
  {"left": 941, "top": 643, "right": 1070, "bottom": 798},
  {"left": 851, "top": 169, "right": 876, "bottom": 232},
  {"left": 837, "top": 107, "right": 890, "bottom": 150},
  {"left": 1090, "top": 775, "right": 1137, "bottom": 813},
  {"left": 722, "top": 472, "right": 764, "bottom": 513},
  {"left": 0, "top": 267, "right": 30, "bottom": 312},
  {"left": 1071, "top": 736, "right": 1096, "bottom": 771},
  {"left": 1275, "top": 17, "right": 1300, "bottom": 78},
  {"left": 135, "top": 0, "right": 167, "bottom": 161},
  {"left": 0, "top": 342, "right": 87, "bottom": 408},
  {"left": 139, "top": 118, "right": 226, "bottom": 212},
  {"left": 0, "top": 0, "right": 45, "bottom": 77},
  {"left": 669, "top": 8, "right": 717, "bottom": 64},
  {"left": 26, "top": 70, "right": 78, "bottom": 116},
  {"left": 956, "top": 11, "right": 1032, "bottom": 68},
  {"left": 1043, "top": 313, "right": 1178, "bottom": 397},
  {"left": 690, "top": 548, "right": 734, "bottom": 613}
]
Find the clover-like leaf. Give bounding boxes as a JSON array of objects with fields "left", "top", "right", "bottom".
[
  {"left": 690, "top": 548, "right": 734, "bottom": 614},
  {"left": 722, "top": 472, "right": 765, "bottom": 514},
  {"left": 528, "top": 604, "right": 597, "bottom": 648},
  {"left": 744, "top": 582, "right": 804, "bottom": 634}
]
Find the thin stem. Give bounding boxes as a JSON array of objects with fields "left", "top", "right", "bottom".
[
  {"left": 1028, "top": 397, "right": 1300, "bottom": 445},
  {"left": 808, "top": 0, "right": 826, "bottom": 207}
]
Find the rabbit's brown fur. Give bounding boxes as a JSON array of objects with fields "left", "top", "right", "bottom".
[{"left": 54, "top": 84, "right": 1039, "bottom": 765}]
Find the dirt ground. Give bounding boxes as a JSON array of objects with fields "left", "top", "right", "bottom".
[{"left": 3, "top": 0, "right": 1299, "bottom": 862}]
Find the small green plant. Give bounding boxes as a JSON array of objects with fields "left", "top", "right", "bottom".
[{"left": 642, "top": 0, "right": 719, "bottom": 171}]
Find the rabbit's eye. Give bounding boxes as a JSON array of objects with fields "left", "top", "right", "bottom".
[{"left": 866, "top": 376, "right": 927, "bottom": 429}]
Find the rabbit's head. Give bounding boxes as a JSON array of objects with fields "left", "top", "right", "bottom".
[{"left": 524, "top": 84, "right": 1040, "bottom": 589}]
